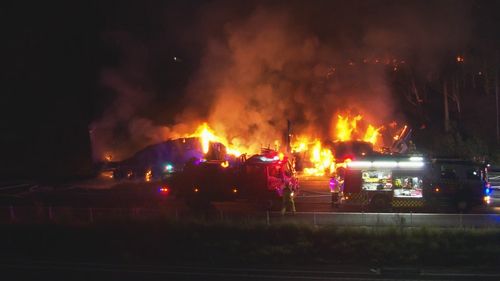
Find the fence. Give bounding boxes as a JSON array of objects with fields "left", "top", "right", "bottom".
[{"left": 1, "top": 206, "right": 500, "bottom": 228}]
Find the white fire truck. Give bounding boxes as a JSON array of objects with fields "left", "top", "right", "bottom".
[{"left": 330, "top": 156, "right": 489, "bottom": 211}]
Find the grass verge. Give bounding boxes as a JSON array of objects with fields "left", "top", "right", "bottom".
[{"left": 0, "top": 220, "right": 498, "bottom": 267}]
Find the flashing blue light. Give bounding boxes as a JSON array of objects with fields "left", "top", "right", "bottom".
[
  {"left": 485, "top": 188, "right": 491, "bottom": 195},
  {"left": 165, "top": 164, "right": 174, "bottom": 171}
]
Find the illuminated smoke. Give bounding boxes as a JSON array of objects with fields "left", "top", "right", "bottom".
[{"left": 92, "top": 1, "right": 471, "bottom": 161}]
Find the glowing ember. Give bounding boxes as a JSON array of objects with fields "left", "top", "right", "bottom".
[
  {"left": 104, "top": 153, "right": 113, "bottom": 162},
  {"left": 145, "top": 169, "right": 152, "bottom": 182}
]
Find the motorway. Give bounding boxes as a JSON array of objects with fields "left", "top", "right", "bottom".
[{"left": 1, "top": 260, "right": 499, "bottom": 280}]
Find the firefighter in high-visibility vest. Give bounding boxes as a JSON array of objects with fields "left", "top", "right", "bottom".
[{"left": 281, "top": 181, "right": 296, "bottom": 215}]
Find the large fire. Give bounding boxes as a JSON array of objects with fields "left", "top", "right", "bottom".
[
  {"left": 302, "top": 139, "right": 334, "bottom": 176},
  {"left": 291, "top": 114, "right": 387, "bottom": 176},
  {"left": 184, "top": 113, "right": 396, "bottom": 176},
  {"left": 334, "top": 114, "right": 383, "bottom": 145},
  {"left": 99, "top": 112, "right": 398, "bottom": 178},
  {"left": 335, "top": 115, "right": 362, "bottom": 141}
]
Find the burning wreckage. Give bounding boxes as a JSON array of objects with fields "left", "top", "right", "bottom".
[
  {"left": 100, "top": 115, "right": 490, "bottom": 211},
  {"left": 103, "top": 123, "right": 299, "bottom": 208}
]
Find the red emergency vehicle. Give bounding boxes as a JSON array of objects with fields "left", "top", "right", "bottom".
[{"left": 166, "top": 149, "right": 299, "bottom": 209}]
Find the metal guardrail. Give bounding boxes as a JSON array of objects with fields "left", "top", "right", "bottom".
[
  {"left": 1, "top": 206, "right": 499, "bottom": 228},
  {"left": 273, "top": 212, "right": 500, "bottom": 228}
]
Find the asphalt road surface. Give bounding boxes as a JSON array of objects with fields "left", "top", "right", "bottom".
[{"left": 0, "top": 260, "right": 499, "bottom": 281}]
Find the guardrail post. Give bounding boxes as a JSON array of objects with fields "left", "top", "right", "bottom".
[
  {"left": 266, "top": 211, "right": 270, "bottom": 226},
  {"left": 9, "top": 205, "right": 15, "bottom": 221},
  {"left": 313, "top": 212, "right": 317, "bottom": 226},
  {"left": 89, "top": 207, "right": 94, "bottom": 223}
]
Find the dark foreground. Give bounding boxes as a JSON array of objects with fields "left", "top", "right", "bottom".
[
  {"left": 1, "top": 260, "right": 499, "bottom": 281},
  {"left": 1, "top": 220, "right": 499, "bottom": 280}
]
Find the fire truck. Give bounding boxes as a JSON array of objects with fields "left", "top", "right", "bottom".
[
  {"left": 238, "top": 150, "right": 299, "bottom": 207},
  {"left": 165, "top": 149, "right": 299, "bottom": 209},
  {"left": 330, "top": 156, "right": 490, "bottom": 211}
]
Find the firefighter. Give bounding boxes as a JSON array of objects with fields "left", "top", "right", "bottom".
[
  {"left": 281, "top": 180, "right": 296, "bottom": 215},
  {"left": 408, "top": 140, "right": 417, "bottom": 154}
]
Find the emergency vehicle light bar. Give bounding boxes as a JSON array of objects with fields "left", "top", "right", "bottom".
[
  {"left": 347, "top": 160, "right": 425, "bottom": 169},
  {"left": 260, "top": 156, "right": 280, "bottom": 162}
]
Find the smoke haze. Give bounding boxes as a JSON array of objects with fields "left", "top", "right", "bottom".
[{"left": 92, "top": 0, "right": 472, "bottom": 160}]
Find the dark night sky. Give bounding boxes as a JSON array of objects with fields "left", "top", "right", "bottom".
[{"left": 1, "top": 0, "right": 500, "bottom": 181}]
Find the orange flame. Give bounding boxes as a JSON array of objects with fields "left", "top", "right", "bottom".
[
  {"left": 292, "top": 138, "right": 334, "bottom": 176},
  {"left": 190, "top": 123, "right": 243, "bottom": 156},
  {"left": 363, "top": 125, "right": 383, "bottom": 144},
  {"left": 145, "top": 169, "right": 152, "bottom": 182},
  {"left": 291, "top": 113, "right": 400, "bottom": 176},
  {"left": 335, "top": 114, "right": 362, "bottom": 142},
  {"left": 334, "top": 114, "right": 382, "bottom": 146}
]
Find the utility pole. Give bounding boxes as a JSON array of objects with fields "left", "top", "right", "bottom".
[{"left": 443, "top": 80, "right": 450, "bottom": 132}]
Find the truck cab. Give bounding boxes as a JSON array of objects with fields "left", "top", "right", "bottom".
[
  {"left": 239, "top": 151, "right": 299, "bottom": 201},
  {"left": 423, "top": 159, "right": 488, "bottom": 210}
]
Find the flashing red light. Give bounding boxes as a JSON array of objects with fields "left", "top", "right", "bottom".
[
  {"left": 343, "top": 155, "right": 355, "bottom": 162},
  {"left": 159, "top": 186, "right": 170, "bottom": 194}
]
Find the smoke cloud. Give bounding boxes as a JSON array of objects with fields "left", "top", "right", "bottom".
[{"left": 92, "top": 0, "right": 472, "bottom": 161}]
